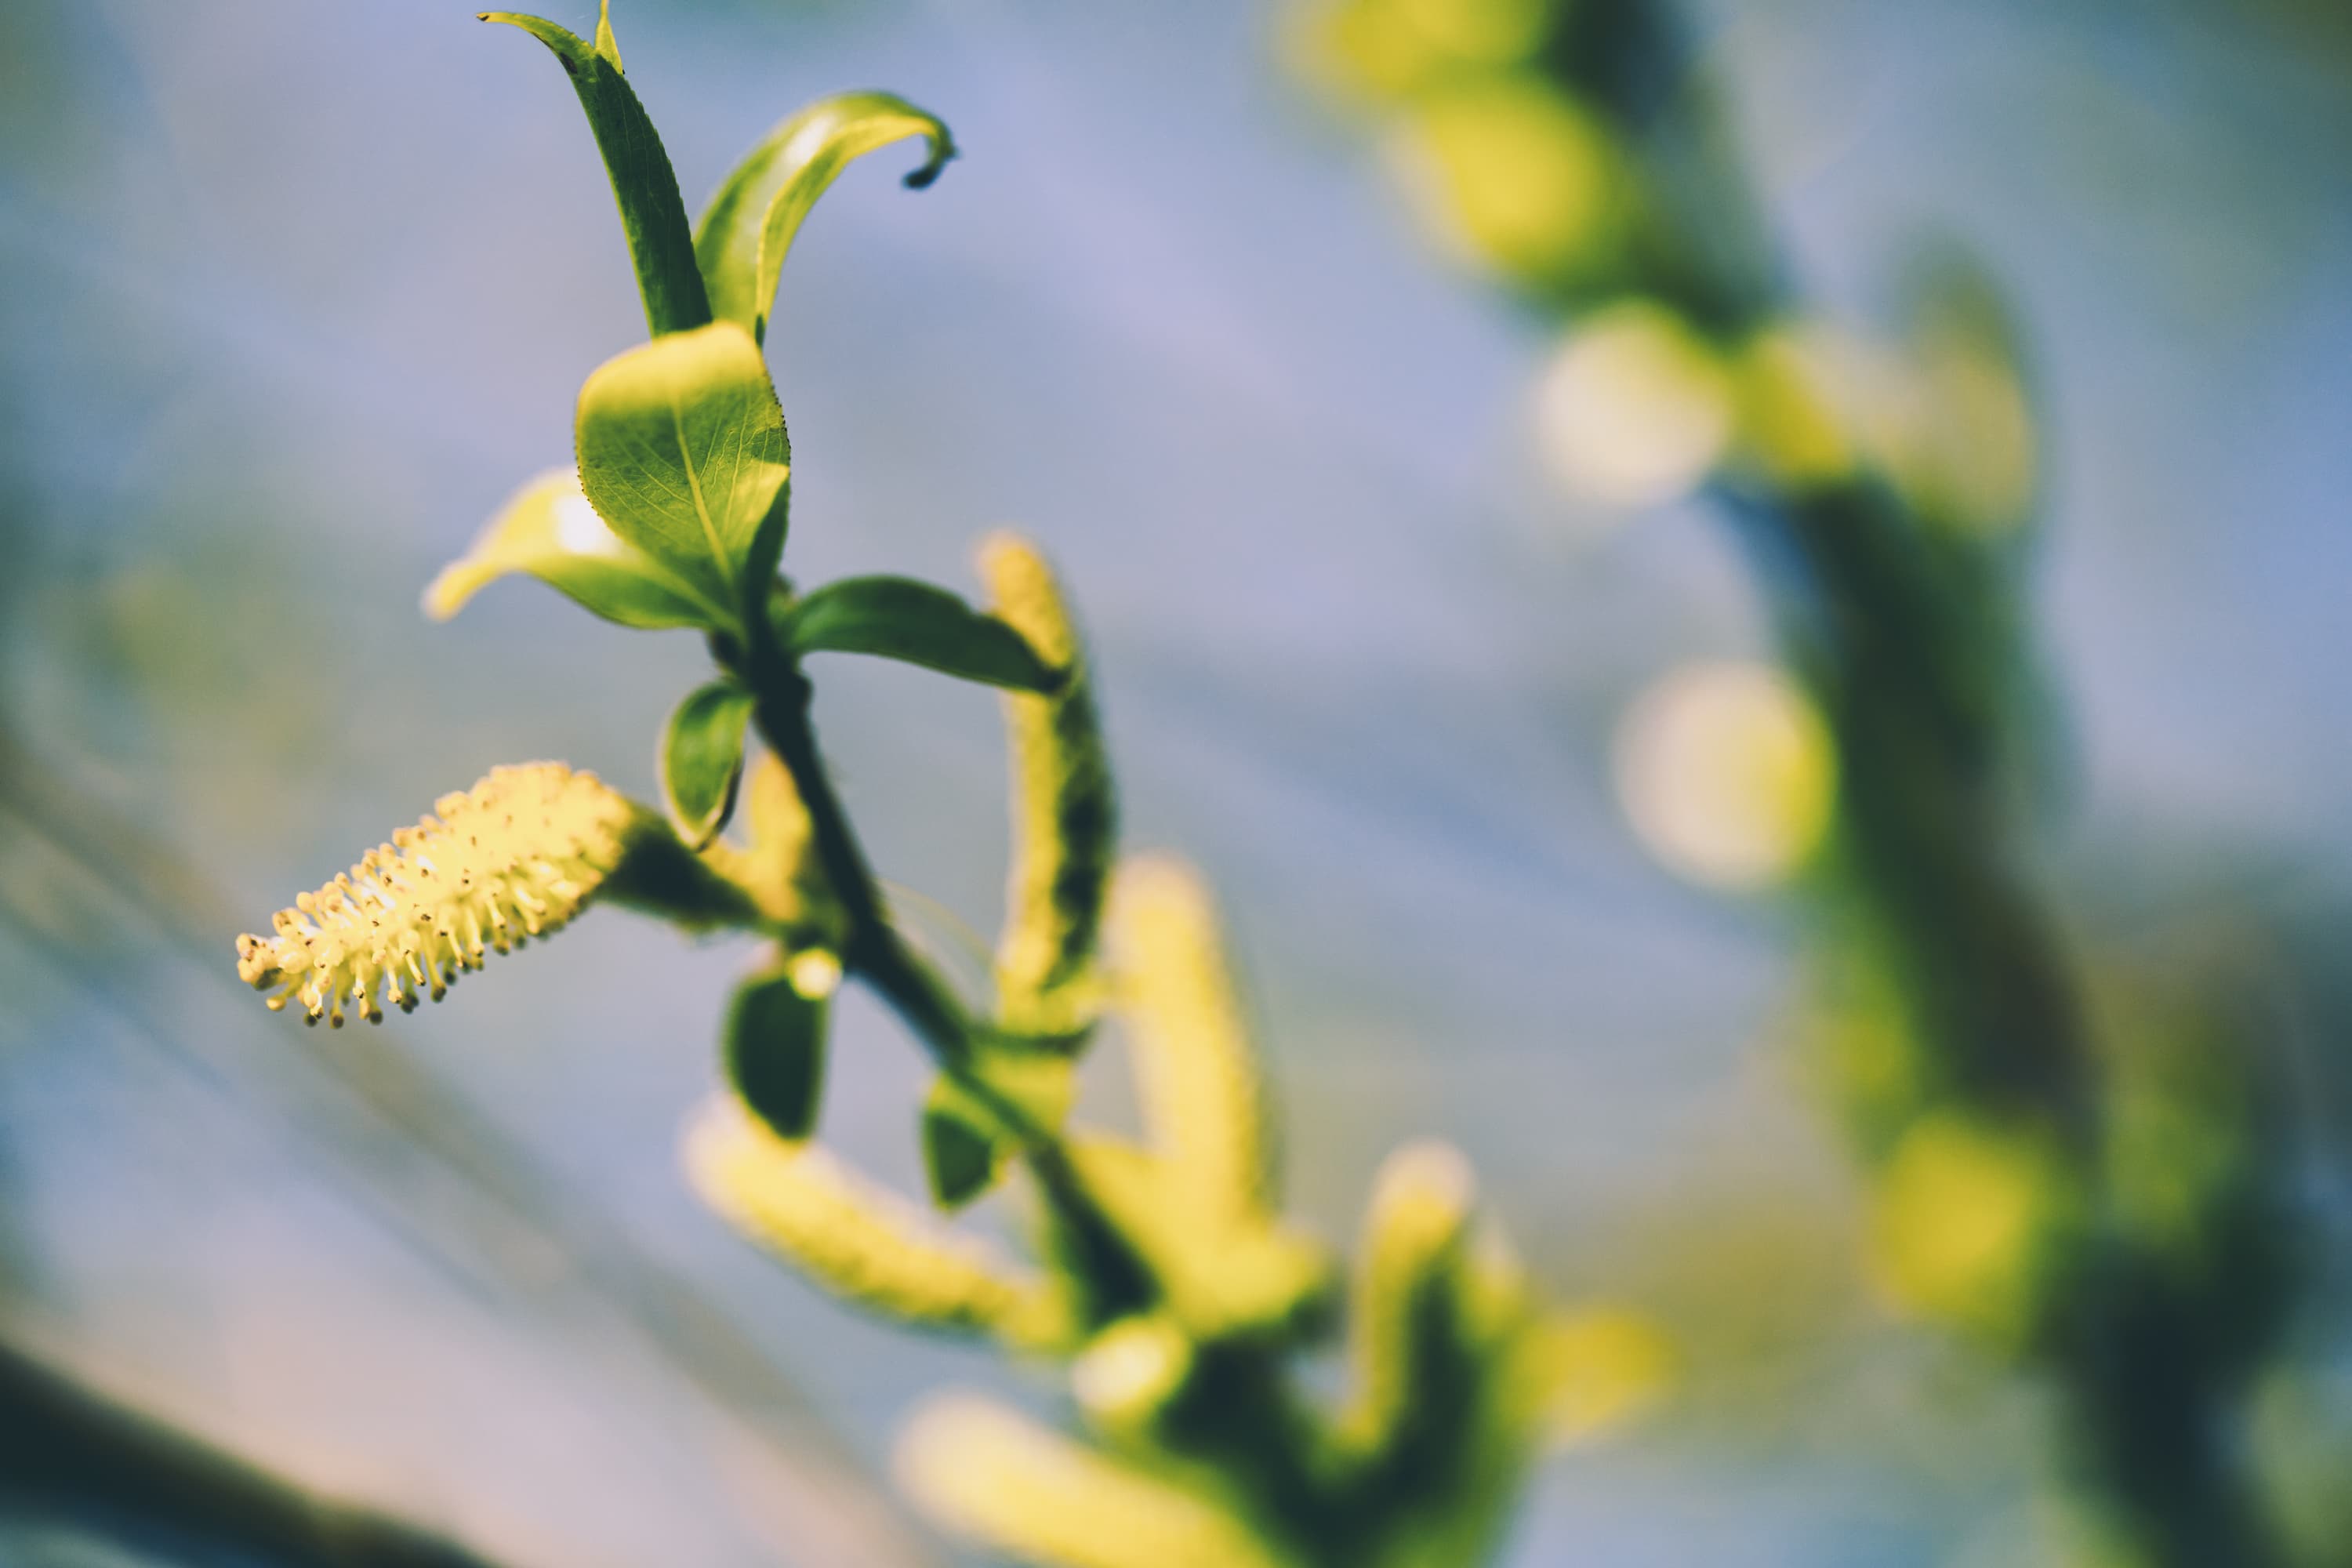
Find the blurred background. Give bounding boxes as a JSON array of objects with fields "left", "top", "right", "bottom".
[{"left": 0, "top": 1, "right": 2347, "bottom": 1564}]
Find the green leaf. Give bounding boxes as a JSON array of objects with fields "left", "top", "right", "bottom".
[
  {"left": 778, "top": 577, "right": 1057, "bottom": 692},
  {"left": 915, "top": 1047, "right": 1075, "bottom": 1213},
  {"left": 695, "top": 92, "right": 955, "bottom": 345},
  {"left": 724, "top": 959, "right": 829, "bottom": 1141},
  {"left": 575, "top": 320, "right": 792, "bottom": 624},
  {"left": 423, "top": 469, "right": 725, "bottom": 630},
  {"left": 481, "top": 4, "right": 711, "bottom": 337},
  {"left": 661, "top": 680, "right": 757, "bottom": 848},
  {"left": 922, "top": 1080, "right": 1003, "bottom": 1210}
]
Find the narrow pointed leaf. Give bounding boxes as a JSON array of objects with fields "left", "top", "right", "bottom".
[
  {"left": 696, "top": 92, "right": 955, "bottom": 344},
  {"left": 777, "top": 576, "right": 1056, "bottom": 692},
  {"left": 922, "top": 1080, "right": 1002, "bottom": 1210},
  {"left": 481, "top": 5, "right": 710, "bottom": 336},
  {"left": 423, "top": 469, "right": 723, "bottom": 629},
  {"left": 575, "top": 320, "right": 791, "bottom": 622},
  {"left": 724, "top": 958, "right": 828, "bottom": 1141},
  {"left": 661, "top": 680, "right": 757, "bottom": 847}
]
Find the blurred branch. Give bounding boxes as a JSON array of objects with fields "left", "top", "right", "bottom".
[
  {"left": 1294, "top": 2, "right": 2309, "bottom": 1561},
  {"left": 0, "top": 728, "right": 940, "bottom": 1568},
  {"left": 0, "top": 1334, "right": 499, "bottom": 1568}
]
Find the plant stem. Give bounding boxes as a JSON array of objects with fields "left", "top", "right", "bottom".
[
  {"left": 734, "top": 638, "right": 1370, "bottom": 1561},
  {"left": 1544, "top": 14, "right": 2296, "bottom": 1552},
  {"left": 1723, "top": 478, "right": 2097, "bottom": 1138},
  {"left": 1720, "top": 478, "right": 2285, "bottom": 1568},
  {"left": 739, "top": 659, "right": 982, "bottom": 1070},
  {"left": 739, "top": 646, "right": 1154, "bottom": 1310}
]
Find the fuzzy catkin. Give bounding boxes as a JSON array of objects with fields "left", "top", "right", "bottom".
[
  {"left": 235, "top": 762, "right": 642, "bottom": 1026},
  {"left": 1111, "top": 857, "right": 1273, "bottom": 1225},
  {"left": 686, "top": 1098, "right": 1052, "bottom": 1341},
  {"left": 982, "top": 532, "right": 1115, "bottom": 1037},
  {"left": 897, "top": 1394, "right": 1284, "bottom": 1568}
]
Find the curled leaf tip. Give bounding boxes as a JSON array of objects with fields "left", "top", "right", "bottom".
[
  {"left": 235, "top": 763, "right": 648, "bottom": 1028},
  {"left": 903, "top": 143, "right": 956, "bottom": 190},
  {"left": 696, "top": 91, "right": 960, "bottom": 341}
]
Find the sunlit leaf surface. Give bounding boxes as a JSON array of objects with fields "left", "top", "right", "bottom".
[
  {"left": 575, "top": 321, "right": 791, "bottom": 621},
  {"left": 423, "top": 469, "right": 721, "bottom": 630}
]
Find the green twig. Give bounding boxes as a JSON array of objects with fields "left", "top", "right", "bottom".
[{"left": 735, "top": 644, "right": 1159, "bottom": 1318}]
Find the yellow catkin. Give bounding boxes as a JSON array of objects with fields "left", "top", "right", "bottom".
[
  {"left": 1065, "top": 1136, "right": 1326, "bottom": 1342},
  {"left": 684, "top": 1098, "right": 1047, "bottom": 1341},
  {"left": 234, "top": 762, "right": 643, "bottom": 1027},
  {"left": 981, "top": 532, "right": 1115, "bottom": 1037},
  {"left": 897, "top": 1394, "right": 1285, "bottom": 1568},
  {"left": 700, "top": 751, "right": 840, "bottom": 940},
  {"left": 1342, "top": 1140, "right": 1476, "bottom": 1452},
  {"left": 1109, "top": 857, "right": 1272, "bottom": 1225}
]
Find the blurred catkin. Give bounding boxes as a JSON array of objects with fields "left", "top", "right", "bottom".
[
  {"left": 1109, "top": 857, "right": 1276, "bottom": 1227},
  {"left": 1288, "top": 1, "right": 2303, "bottom": 1561},
  {"left": 898, "top": 1395, "right": 1287, "bottom": 1568},
  {"left": 983, "top": 532, "right": 1115, "bottom": 1040},
  {"left": 685, "top": 1099, "right": 1055, "bottom": 1343}
]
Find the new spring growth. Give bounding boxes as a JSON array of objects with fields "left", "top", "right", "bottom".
[
  {"left": 215, "top": 12, "right": 1666, "bottom": 1560},
  {"left": 235, "top": 764, "right": 648, "bottom": 1027},
  {"left": 984, "top": 532, "right": 1116, "bottom": 1040},
  {"left": 898, "top": 1395, "right": 1286, "bottom": 1568},
  {"left": 685, "top": 1098, "right": 1062, "bottom": 1345},
  {"left": 1111, "top": 857, "right": 1273, "bottom": 1227},
  {"left": 701, "top": 750, "right": 841, "bottom": 945}
]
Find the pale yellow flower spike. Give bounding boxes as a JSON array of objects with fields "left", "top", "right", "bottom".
[
  {"left": 981, "top": 532, "right": 1115, "bottom": 1038},
  {"left": 685, "top": 1098, "right": 1056, "bottom": 1343},
  {"left": 897, "top": 1393, "right": 1287, "bottom": 1568},
  {"left": 1109, "top": 856, "right": 1273, "bottom": 1226},
  {"left": 234, "top": 762, "right": 644, "bottom": 1028},
  {"left": 1341, "top": 1140, "right": 1477, "bottom": 1455}
]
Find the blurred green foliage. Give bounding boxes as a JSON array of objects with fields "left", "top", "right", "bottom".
[{"left": 1291, "top": 0, "right": 2322, "bottom": 1563}]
